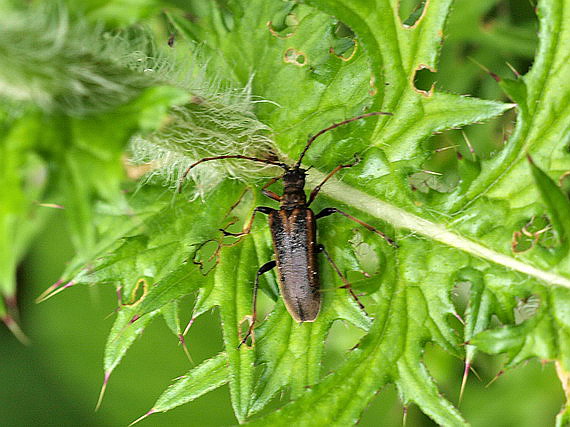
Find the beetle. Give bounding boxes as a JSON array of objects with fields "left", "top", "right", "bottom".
[{"left": 181, "top": 112, "right": 397, "bottom": 345}]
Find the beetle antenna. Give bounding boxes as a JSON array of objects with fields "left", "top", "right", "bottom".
[
  {"left": 295, "top": 111, "right": 393, "bottom": 168},
  {"left": 178, "top": 155, "right": 288, "bottom": 193}
]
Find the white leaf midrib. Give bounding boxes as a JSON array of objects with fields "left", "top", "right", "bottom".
[{"left": 313, "top": 172, "right": 570, "bottom": 289}]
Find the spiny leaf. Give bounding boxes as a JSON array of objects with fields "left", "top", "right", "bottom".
[
  {"left": 13, "top": 0, "right": 570, "bottom": 425},
  {"left": 133, "top": 352, "right": 229, "bottom": 423}
]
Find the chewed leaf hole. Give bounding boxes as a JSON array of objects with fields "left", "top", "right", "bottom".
[
  {"left": 267, "top": 13, "right": 298, "bottom": 39},
  {"left": 408, "top": 170, "right": 455, "bottom": 194},
  {"left": 399, "top": 0, "right": 426, "bottom": 27},
  {"left": 329, "top": 21, "right": 357, "bottom": 61},
  {"left": 123, "top": 277, "right": 150, "bottom": 306},
  {"left": 284, "top": 48, "right": 306, "bottom": 66},
  {"left": 413, "top": 67, "right": 437, "bottom": 94},
  {"left": 514, "top": 295, "right": 540, "bottom": 325},
  {"left": 512, "top": 215, "right": 555, "bottom": 253}
]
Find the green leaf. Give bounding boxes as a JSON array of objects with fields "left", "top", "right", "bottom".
[
  {"left": 146, "top": 352, "right": 229, "bottom": 415},
  {"left": 10, "top": 0, "right": 570, "bottom": 424},
  {"left": 529, "top": 157, "right": 570, "bottom": 253},
  {"left": 216, "top": 238, "right": 258, "bottom": 422}
]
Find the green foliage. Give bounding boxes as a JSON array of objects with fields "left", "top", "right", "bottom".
[{"left": 1, "top": 0, "right": 569, "bottom": 425}]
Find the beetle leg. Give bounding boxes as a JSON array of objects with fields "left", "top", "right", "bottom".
[
  {"left": 262, "top": 176, "right": 283, "bottom": 202},
  {"left": 239, "top": 260, "right": 277, "bottom": 348},
  {"left": 220, "top": 206, "right": 275, "bottom": 237},
  {"left": 307, "top": 156, "right": 360, "bottom": 205},
  {"left": 316, "top": 244, "right": 367, "bottom": 314},
  {"left": 315, "top": 207, "right": 398, "bottom": 248}
]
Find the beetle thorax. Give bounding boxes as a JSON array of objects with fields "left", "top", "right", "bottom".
[{"left": 280, "top": 168, "right": 307, "bottom": 209}]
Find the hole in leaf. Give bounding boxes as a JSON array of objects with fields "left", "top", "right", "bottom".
[
  {"left": 512, "top": 231, "right": 534, "bottom": 253},
  {"left": 398, "top": 0, "right": 426, "bottom": 27},
  {"left": 329, "top": 21, "right": 357, "bottom": 61},
  {"left": 413, "top": 67, "right": 437, "bottom": 93},
  {"left": 124, "top": 277, "right": 149, "bottom": 305},
  {"left": 512, "top": 215, "right": 556, "bottom": 253},
  {"left": 267, "top": 3, "right": 298, "bottom": 39},
  {"left": 348, "top": 229, "right": 381, "bottom": 276},
  {"left": 513, "top": 294, "right": 540, "bottom": 325},
  {"left": 408, "top": 170, "right": 455, "bottom": 194},
  {"left": 284, "top": 48, "right": 307, "bottom": 66}
]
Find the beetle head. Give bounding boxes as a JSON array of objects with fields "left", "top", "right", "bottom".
[{"left": 282, "top": 167, "right": 306, "bottom": 188}]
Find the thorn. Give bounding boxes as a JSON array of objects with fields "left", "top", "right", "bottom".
[
  {"left": 526, "top": 154, "right": 535, "bottom": 165},
  {"left": 452, "top": 312, "right": 465, "bottom": 325},
  {"left": 4, "top": 293, "right": 17, "bottom": 310},
  {"left": 129, "top": 409, "right": 156, "bottom": 426},
  {"left": 459, "top": 361, "right": 470, "bottom": 406},
  {"left": 469, "top": 364, "right": 482, "bottom": 382},
  {"left": 36, "top": 203, "right": 65, "bottom": 209},
  {"left": 467, "top": 56, "right": 500, "bottom": 81},
  {"left": 36, "top": 280, "right": 76, "bottom": 303},
  {"left": 402, "top": 405, "right": 408, "bottom": 426},
  {"left": 505, "top": 61, "right": 521, "bottom": 78},
  {"left": 178, "top": 334, "right": 194, "bottom": 364},
  {"left": 95, "top": 371, "right": 111, "bottom": 411},
  {"left": 130, "top": 315, "right": 141, "bottom": 324},
  {"left": 461, "top": 131, "right": 476, "bottom": 161},
  {"left": 62, "top": 281, "right": 75, "bottom": 290},
  {"left": 421, "top": 169, "right": 442, "bottom": 176},
  {"left": 2, "top": 315, "right": 31, "bottom": 345},
  {"left": 434, "top": 145, "right": 459, "bottom": 153},
  {"left": 182, "top": 316, "right": 195, "bottom": 336},
  {"left": 35, "top": 279, "right": 63, "bottom": 303},
  {"left": 116, "top": 286, "right": 123, "bottom": 306},
  {"left": 486, "top": 369, "right": 504, "bottom": 388}
]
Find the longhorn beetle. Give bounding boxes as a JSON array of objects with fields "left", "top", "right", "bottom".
[{"left": 181, "top": 112, "right": 397, "bottom": 346}]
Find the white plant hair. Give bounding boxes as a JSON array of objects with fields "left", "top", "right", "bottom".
[
  {"left": 0, "top": 2, "right": 167, "bottom": 114},
  {"left": 0, "top": 1, "right": 280, "bottom": 194},
  {"left": 129, "top": 76, "right": 279, "bottom": 197}
]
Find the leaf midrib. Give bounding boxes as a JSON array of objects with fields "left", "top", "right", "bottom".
[{"left": 311, "top": 170, "right": 570, "bottom": 289}]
